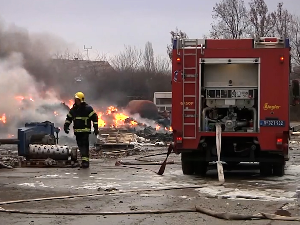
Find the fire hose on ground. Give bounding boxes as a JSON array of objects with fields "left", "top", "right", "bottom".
[
  {"left": 0, "top": 187, "right": 299, "bottom": 221},
  {"left": 1, "top": 126, "right": 299, "bottom": 220}
]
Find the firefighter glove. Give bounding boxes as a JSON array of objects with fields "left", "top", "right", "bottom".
[{"left": 64, "top": 124, "right": 70, "bottom": 134}]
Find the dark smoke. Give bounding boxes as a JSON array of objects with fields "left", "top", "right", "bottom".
[{"left": 0, "top": 19, "right": 79, "bottom": 136}]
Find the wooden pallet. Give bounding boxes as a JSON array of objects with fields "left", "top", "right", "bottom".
[{"left": 96, "top": 128, "right": 136, "bottom": 150}]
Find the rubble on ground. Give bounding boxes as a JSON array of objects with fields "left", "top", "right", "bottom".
[
  {"left": 89, "top": 126, "right": 172, "bottom": 159},
  {"left": 0, "top": 147, "right": 19, "bottom": 168}
]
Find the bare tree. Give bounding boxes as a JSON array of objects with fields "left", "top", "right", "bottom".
[
  {"left": 110, "top": 45, "right": 143, "bottom": 71},
  {"left": 248, "top": 0, "right": 276, "bottom": 39},
  {"left": 167, "top": 27, "right": 188, "bottom": 60},
  {"left": 209, "top": 0, "right": 249, "bottom": 39},
  {"left": 289, "top": 15, "right": 300, "bottom": 66},
  {"left": 273, "top": 2, "right": 293, "bottom": 39},
  {"left": 143, "top": 41, "right": 155, "bottom": 72}
]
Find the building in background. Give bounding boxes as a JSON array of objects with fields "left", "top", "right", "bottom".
[{"left": 153, "top": 92, "right": 172, "bottom": 112}]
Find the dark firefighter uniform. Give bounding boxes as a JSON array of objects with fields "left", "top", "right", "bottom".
[{"left": 64, "top": 92, "right": 99, "bottom": 168}]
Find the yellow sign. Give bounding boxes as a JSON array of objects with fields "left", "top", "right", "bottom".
[
  {"left": 263, "top": 103, "right": 281, "bottom": 110},
  {"left": 180, "top": 102, "right": 194, "bottom": 106}
]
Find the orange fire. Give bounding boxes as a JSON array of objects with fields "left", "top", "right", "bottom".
[
  {"left": 3, "top": 95, "right": 170, "bottom": 131},
  {"left": 67, "top": 100, "right": 74, "bottom": 108},
  {"left": 130, "top": 121, "right": 138, "bottom": 126},
  {"left": 0, "top": 114, "right": 6, "bottom": 123},
  {"left": 15, "top": 96, "right": 34, "bottom": 102},
  {"left": 97, "top": 112, "right": 106, "bottom": 127}
]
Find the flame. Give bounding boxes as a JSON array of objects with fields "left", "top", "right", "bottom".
[
  {"left": 106, "top": 106, "right": 118, "bottom": 114},
  {"left": 156, "top": 125, "right": 160, "bottom": 130},
  {"left": 130, "top": 121, "right": 138, "bottom": 126},
  {"left": 15, "top": 96, "right": 34, "bottom": 102},
  {"left": 15, "top": 96, "right": 25, "bottom": 101},
  {"left": 0, "top": 114, "right": 6, "bottom": 123},
  {"left": 97, "top": 112, "right": 106, "bottom": 127},
  {"left": 169, "top": 126, "right": 173, "bottom": 131},
  {"left": 67, "top": 100, "right": 74, "bottom": 108},
  {"left": 3, "top": 96, "right": 159, "bottom": 130}
]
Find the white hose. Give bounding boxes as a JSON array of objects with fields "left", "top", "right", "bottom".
[{"left": 215, "top": 123, "right": 225, "bottom": 183}]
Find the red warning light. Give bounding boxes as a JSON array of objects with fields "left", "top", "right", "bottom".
[
  {"left": 176, "top": 57, "right": 181, "bottom": 62},
  {"left": 280, "top": 56, "right": 284, "bottom": 62}
]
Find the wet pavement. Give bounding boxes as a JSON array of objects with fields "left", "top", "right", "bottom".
[{"left": 0, "top": 142, "right": 300, "bottom": 224}]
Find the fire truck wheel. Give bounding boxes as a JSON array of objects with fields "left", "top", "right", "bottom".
[
  {"left": 194, "top": 162, "right": 208, "bottom": 176},
  {"left": 181, "top": 160, "right": 194, "bottom": 175},
  {"left": 259, "top": 162, "right": 273, "bottom": 176},
  {"left": 273, "top": 162, "right": 285, "bottom": 177}
]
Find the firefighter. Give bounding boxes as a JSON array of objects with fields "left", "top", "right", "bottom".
[{"left": 63, "top": 92, "right": 99, "bottom": 168}]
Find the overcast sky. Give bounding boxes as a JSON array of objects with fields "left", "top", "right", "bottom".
[{"left": 0, "top": 0, "right": 300, "bottom": 59}]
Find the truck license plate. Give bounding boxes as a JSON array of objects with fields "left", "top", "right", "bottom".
[
  {"left": 260, "top": 120, "right": 285, "bottom": 127},
  {"left": 232, "top": 90, "right": 249, "bottom": 98}
]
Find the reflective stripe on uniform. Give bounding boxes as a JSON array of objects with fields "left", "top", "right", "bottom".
[
  {"left": 89, "top": 111, "right": 96, "bottom": 117},
  {"left": 93, "top": 122, "right": 98, "bottom": 125},
  {"left": 74, "top": 128, "right": 91, "bottom": 132},
  {"left": 64, "top": 120, "right": 71, "bottom": 124},
  {"left": 75, "top": 117, "right": 89, "bottom": 125},
  {"left": 75, "top": 117, "right": 89, "bottom": 120},
  {"left": 82, "top": 157, "right": 89, "bottom": 162},
  {"left": 67, "top": 113, "right": 72, "bottom": 118}
]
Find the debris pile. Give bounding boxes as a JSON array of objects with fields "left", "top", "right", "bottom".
[
  {"left": 89, "top": 126, "right": 172, "bottom": 159},
  {"left": 0, "top": 148, "right": 19, "bottom": 168}
]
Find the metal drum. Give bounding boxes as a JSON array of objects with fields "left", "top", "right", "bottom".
[{"left": 28, "top": 144, "right": 77, "bottom": 160}]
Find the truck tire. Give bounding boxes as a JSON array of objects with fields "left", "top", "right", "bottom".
[
  {"left": 273, "top": 162, "right": 285, "bottom": 177},
  {"left": 181, "top": 160, "right": 194, "bottom": 175},
  {"left": 194, "top": 162, "right": 208, "bottom": 176},
  {"left": 181, "top": 153, "right": 194, "bottom": 175},
  {"left": 259, "top": 162, "right": 272, "bottom": 176}
]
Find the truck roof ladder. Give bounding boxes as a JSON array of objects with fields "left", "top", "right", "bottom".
[{"left": 181, "top": 39, "right": 204, "bottom": 139}]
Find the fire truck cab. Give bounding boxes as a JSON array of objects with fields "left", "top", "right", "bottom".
[{"left": 171, "top": 37, "right": 291, "bottom": 177}]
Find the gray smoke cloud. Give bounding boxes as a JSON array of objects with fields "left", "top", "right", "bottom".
[
  {"left": 0, "top": 19, "right": 168, "bottom": 139},
  {"left": 0, "top": 19, "right": 76, "bottom": 137}
]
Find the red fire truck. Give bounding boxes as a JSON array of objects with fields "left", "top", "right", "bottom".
[{"left": 171, "top": 37, "right": 291, "bottom": 177}]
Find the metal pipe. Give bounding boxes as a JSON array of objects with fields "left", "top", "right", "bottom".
[
  {"left": 248, "top": 107, "right": 257, "bottom": 132},
  {"left": 202, "top": 107, "right": 212, "bottom": 131},
  {"left": 0, "top": 139, "right": 19, "bottom": 145}
]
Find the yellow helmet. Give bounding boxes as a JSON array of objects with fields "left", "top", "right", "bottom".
[{"left": 74, "top": 92, "right": 85, "bottom": 102}]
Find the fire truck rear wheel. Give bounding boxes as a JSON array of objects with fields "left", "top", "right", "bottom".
[
  {"left": 273, "top": 162, "right": 285, "bottom": 177},
  {"left": 181, "top": 160, "right": 194, "bottom": 175},
  {"left": 194, "top": 162, "right": 208, "bottom": 176},
  {"left": 259, "top": 162, "right": 273, "bottom": 176},
  {"left": 181, "top": 152, "right": 194, "bottom": 175}
]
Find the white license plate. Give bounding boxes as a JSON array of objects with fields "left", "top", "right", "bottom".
[{"left": 233, "top": 90, "right": 249, "bottom": 98}]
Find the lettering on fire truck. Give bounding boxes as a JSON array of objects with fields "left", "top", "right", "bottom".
[
  {"left": 263, "top": 103, "right": 281, "bottom": 110},
  {"left": 180, "top": 102, "right": 194, "bottom": 106}
]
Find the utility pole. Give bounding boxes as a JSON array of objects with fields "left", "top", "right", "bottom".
[{"left": 84, "top": 45, "right": 92, "bottom": 60}]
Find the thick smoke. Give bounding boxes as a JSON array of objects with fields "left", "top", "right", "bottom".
[{"left": 0, "top": 19, "right": 75, "bottom": 137}]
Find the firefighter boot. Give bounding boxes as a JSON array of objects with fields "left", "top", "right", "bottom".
[{"left": 81, "top": 157, "right": 89, "bottom": 168}]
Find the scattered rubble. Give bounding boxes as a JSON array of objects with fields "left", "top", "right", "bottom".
[
  {"left": 0, "top": 147, "right": 19, "bottom": 168},
  {"left": 89, "top": 126, "right": 172, "bottom": 159}
]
